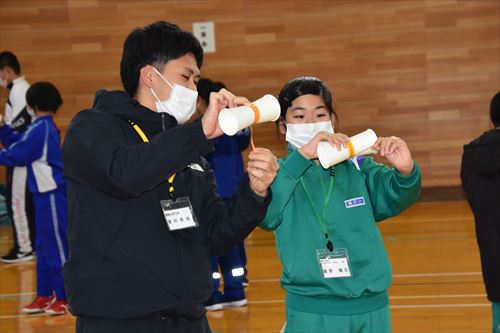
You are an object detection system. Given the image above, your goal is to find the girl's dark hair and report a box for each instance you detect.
[278,76,337,121]
[26,81,63,113]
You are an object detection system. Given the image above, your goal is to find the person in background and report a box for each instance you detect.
[196,78,251,311]
[461,91,500,333]
[0,81,68,315]
[261,76,421,333]
[0,51,35,263]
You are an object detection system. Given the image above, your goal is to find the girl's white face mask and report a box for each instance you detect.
[285,120,334,149]
[150,67,198,124]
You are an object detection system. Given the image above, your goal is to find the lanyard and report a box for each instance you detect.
[300,171,334,251]
[128,120,176,199]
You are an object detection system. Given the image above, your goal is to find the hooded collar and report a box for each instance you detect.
[92,89,178,135]
[464,128,500,149]
[463,128,500,176]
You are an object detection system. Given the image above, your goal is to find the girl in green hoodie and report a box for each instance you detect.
[260,77,421,333]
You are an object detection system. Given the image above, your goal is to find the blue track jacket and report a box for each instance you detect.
[0,115,65,193]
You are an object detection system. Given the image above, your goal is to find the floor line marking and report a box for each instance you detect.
[249,272,482,283]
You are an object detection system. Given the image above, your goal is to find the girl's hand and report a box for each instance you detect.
[299,132,349,160]
[372,136,414,176]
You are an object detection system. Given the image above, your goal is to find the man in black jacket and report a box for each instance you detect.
[62,21,279,333]
[461,92,500,333]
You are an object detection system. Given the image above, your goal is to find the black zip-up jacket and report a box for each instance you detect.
[461,128,500,302]
[62,90,271,319]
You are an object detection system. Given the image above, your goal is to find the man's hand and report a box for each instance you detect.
[372,136,414,176]
[298,132,349,160]
[0,113,4,127]
[247,148,279,197]
[201,88,250,139]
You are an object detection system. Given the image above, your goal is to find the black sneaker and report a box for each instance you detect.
[1,249,35,263]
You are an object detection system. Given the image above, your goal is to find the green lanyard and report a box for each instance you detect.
[300,173,335,251]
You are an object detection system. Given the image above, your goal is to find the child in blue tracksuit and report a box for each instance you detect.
[0,81,68,316]
[196,78,251,310]
[205,129,251,309]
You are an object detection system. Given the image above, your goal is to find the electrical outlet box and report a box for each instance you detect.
[192,21,216,53]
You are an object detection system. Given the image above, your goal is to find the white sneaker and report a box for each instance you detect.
[222,296,248,308]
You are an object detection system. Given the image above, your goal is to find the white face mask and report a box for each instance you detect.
[150,67,198,124]
[0,78,8,89]
[285,120,334,149]
[27,107,36,119]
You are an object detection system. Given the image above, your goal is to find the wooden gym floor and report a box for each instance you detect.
[0,200,491,332]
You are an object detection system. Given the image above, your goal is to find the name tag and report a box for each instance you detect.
[160,197,199,231]
[316,248,352,279]
[344,197,365,208]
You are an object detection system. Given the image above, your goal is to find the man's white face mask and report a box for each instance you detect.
[285,120,334,149]
[150,67,198,125]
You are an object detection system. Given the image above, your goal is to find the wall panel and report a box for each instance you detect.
[0,0,498,187]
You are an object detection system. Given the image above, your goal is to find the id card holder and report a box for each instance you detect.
[316,248,352,279]
[160,197,199,231]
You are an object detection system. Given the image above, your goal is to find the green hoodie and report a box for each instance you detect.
[261,149,421,315]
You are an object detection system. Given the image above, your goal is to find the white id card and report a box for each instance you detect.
[316,248,352,279]
[160,197,199,231]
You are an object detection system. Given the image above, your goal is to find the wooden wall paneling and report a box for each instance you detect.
[0,0,498,187]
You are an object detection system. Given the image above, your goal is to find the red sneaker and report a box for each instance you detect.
[22,295,55,314]
[45,299,68,315]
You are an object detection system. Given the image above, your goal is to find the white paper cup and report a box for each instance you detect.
[317,142,350,168]
[218,94,280,136]
[317,129,377,168]
[357,148,378,156]
[350,129,377,155]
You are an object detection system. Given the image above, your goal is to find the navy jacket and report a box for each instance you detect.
[62,90,271,319]
[461,128,500,302]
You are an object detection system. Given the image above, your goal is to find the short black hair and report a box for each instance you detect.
[197,78,226,103]
[26,82,63,113]
[0,51,21,74]
[490,92,500,127]
[278,76,336,120]
[120,21,204,97]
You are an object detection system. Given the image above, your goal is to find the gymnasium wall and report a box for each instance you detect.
[0,0,499,187]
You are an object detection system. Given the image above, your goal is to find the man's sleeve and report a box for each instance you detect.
[199,161,272,256]
[62,110,214,200]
